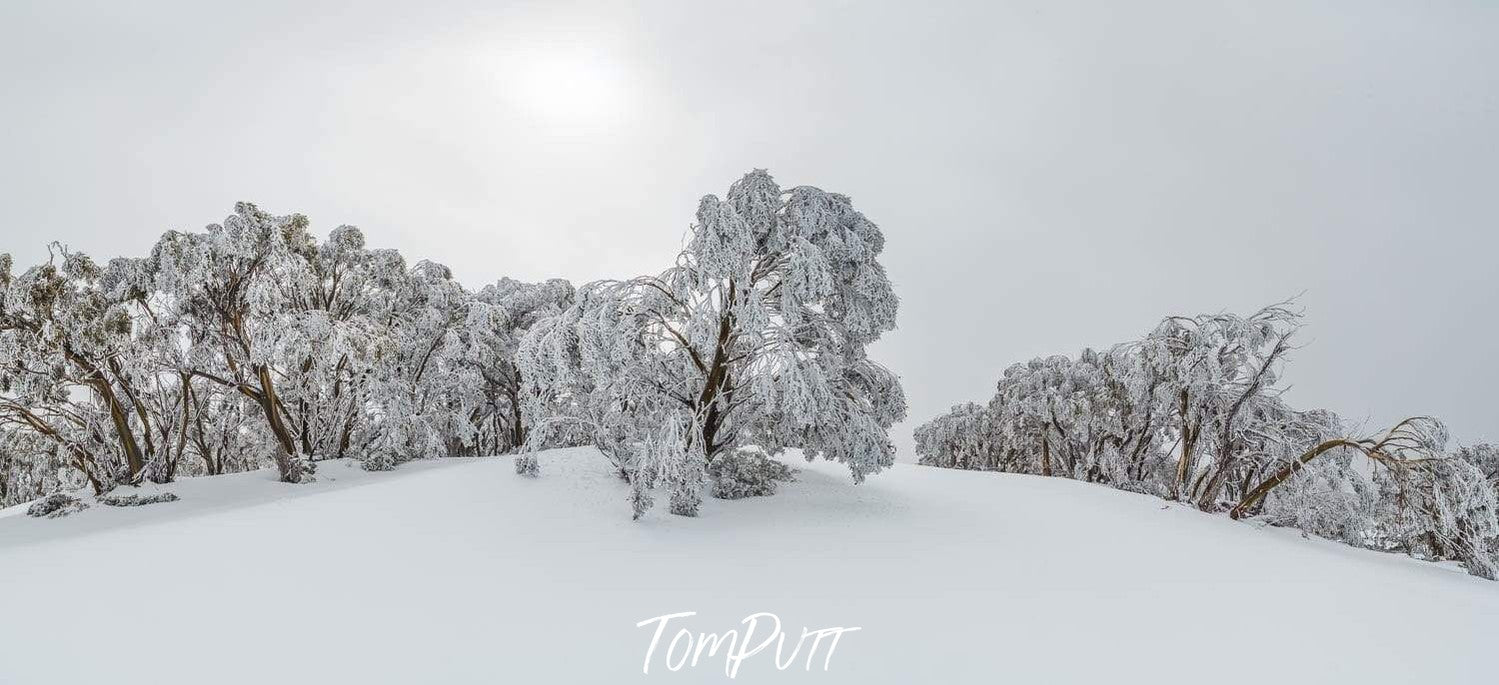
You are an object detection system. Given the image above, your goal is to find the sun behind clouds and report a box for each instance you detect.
[486,44,634,132]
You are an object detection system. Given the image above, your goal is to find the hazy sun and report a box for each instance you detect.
[494,49,631,129]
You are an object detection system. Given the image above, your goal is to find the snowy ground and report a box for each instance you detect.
[1,448,1495,683]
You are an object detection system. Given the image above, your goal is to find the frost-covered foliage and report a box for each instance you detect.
[362,259,470,471]
[2,203,580,500]
[920,303,1301,501]
[707,450,796,500]
[915,304,1499,579]
[149,205,327,483]
[99,492,180,507]
[1257,417,1377,546]
[0,179,889,518]
[1371,445,1499,581]
[914,402,1000,470]
[1458,443,1499,486]
[0,245,167,493]
[0,429,70,508]
[27,493,88,518]
[518,170,906,517]
[467,277,575,455]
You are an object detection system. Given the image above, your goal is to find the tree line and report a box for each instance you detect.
[1,204,573,503]
[914,303,1499,579]
[1,170,908,520]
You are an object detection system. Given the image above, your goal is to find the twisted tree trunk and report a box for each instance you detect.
[1230,439,1363,519]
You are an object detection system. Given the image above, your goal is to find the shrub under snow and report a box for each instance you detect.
[98,492,181,507]
[27,493,88,519]
[708,451,797,500]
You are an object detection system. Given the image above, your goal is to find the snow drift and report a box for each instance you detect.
[1,448,1494,684]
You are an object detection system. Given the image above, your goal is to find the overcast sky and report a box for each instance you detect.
[2,1,1495,455]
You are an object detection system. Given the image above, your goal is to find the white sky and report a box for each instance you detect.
[2,0,1495,455]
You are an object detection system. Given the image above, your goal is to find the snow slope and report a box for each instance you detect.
[1,448,1494,683]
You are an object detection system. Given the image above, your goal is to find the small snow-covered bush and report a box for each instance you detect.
[1115,479,1169,499]
[27,493,88,518]
[514,451,540,478]
[362,453,396,473]
[98,492,180,507]
[708,451,796,500]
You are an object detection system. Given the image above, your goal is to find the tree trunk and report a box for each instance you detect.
[67,349,146,482]
[1230,439,1362,519]
[1173,399,1199,500]
[506,370,526,452]
[695,296,737,461]
[1196,433,1236,511]
[102,385,147,481]
[253,365,308,483]
[1041,434,1053,477]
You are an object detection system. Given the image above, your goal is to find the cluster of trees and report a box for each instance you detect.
[915,304,1499,580]
[1,204,573,505]
[1,170,908,520]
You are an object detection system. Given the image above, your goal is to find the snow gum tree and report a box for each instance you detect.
[149,203,325,483]
[0,428,68,507]
[1135,303,1299,507]
[0,246,162,492]
[359,258,473,470]
[914,402,997,470]
[915,303,1499,580]
[1458,443,1499,487]
[469,277,574,455]
[519,170,906,517]
[3,202,594,495]
[270,224,402,463]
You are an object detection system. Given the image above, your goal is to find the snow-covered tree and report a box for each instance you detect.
[0,428,68,508]
[356,258,474,470]
[1249,408,1377,545]
[970,347,1163,486]
[985,354,1111,479]
[179,383,260,477]
[915,303,1499,580]
[1133,303,1300,506]
[264,224,398,464]
[1398,457,1499,579]
[149,204,328,483]
[151,208,523,475]
[914,402,997,470]
[468,277,574,455]
[1458,443,1499,486]
[0,247,163,491]
[519,170,906,517]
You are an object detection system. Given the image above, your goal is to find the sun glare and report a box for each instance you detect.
[494,49,631,130]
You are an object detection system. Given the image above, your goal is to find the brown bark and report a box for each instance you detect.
[506,369,527,452]
[253,364,306,482]
[65,347,146,481]
[186,379,220,476]
[1172,390,1200,500]
[693,284,738,461]
[168,372,192,481]
[1041,433,1053,477]
[1230,439,1363,519]
[1197,335,1292,510]
[4,402,107,494]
